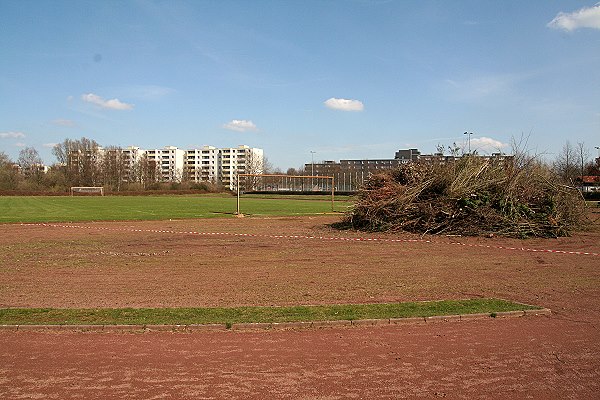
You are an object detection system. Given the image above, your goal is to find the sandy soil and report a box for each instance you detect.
[1,215,599,398]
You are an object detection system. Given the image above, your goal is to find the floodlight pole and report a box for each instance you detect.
[464,132,473,154]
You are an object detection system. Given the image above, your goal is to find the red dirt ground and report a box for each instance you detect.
[1,215,599,398]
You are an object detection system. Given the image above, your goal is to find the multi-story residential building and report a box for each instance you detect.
[185,145,264,189]
[218,145,264,190]
[145,146,186,182]
[121,146,144,180]
[66,144,263,188]
[185,146,219,183]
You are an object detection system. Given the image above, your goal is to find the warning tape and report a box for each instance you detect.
[20,223,600,257]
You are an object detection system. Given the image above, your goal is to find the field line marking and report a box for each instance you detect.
[20,223,600,257]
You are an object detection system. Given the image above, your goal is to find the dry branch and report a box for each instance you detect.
[341,156,587,238]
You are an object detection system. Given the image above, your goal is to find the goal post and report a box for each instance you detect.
[236,173,335,214]
[70,186,105,196]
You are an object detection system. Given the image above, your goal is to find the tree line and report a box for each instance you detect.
[1,137,208,193]
[0,137,598,194]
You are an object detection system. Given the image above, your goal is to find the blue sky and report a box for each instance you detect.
[1,0,599,169]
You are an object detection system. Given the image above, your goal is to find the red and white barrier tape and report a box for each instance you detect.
[21,223,600,257]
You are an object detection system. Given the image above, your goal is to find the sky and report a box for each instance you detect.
[1,0,599,170]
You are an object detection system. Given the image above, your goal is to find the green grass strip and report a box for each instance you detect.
[0,195,351,223]
[0,299,539,326]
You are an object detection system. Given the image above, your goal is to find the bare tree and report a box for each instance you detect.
[0,152,20,190]
[553,141,578,183]
[100,146,127,191]
[576,142,589,182]
[239,150,265,191]
[52,137,102,186]
[17,147,44,185]
[131,154,158,189]
[448,142,461,157]
[0,152,10,166]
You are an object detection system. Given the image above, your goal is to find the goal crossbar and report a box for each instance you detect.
[236,174,335,214]
[70,186,104,196]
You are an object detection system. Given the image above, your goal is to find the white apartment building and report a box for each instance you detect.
[145,146,186,182]
[218,145,264,190]
[121,146,144,180]
[70,144,263,188]
[186,145,219,183]
[141,145,263,188]
[185,145,263,190]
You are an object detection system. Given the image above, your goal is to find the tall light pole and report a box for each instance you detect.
[464,132,473,154]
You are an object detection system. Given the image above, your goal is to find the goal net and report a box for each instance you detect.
[70,186,105,196]
[236,174,335,214]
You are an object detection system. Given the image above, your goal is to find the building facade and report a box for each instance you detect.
[145,146,186,182]
[184,145,263,189]
[305,149,513,192]
[218,145,264,190]
[67,144,263,188]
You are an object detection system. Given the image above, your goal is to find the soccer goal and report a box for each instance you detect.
[70,186,105,196]
[235,173,335,214]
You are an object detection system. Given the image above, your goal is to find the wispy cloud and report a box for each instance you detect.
[81,93,134,110]
[222,119,258,132]
[0,131,26,139]
[443,74,516,100]
[43,143,58,148]
[52,119,76,127]
[547,3,600,31]
[324,98,365,112]
[117,85,175,101]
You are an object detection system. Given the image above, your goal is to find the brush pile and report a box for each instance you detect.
[342,155,586,238]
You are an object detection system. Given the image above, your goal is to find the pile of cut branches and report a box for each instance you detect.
[340,155,586,238]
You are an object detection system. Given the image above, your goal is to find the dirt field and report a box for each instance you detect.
[1,215,599,398]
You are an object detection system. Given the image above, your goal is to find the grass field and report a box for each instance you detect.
[0,299,538,326]
[0,194,352,223]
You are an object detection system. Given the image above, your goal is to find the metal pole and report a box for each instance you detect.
[464,132,473,154]
[236,173,240,215]
[331,177,335,211]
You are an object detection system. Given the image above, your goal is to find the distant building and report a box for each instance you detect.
[576,176,600,193]
[218,145,264,190]
[305,149,513,191]
[67,144,263,189]
[395,148,421,162]
[145,146,186,182]
[146,145,263,188]
[186,145,263,190]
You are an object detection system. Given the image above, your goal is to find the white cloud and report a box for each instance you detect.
[222,119,258,132]
[324,98,364,112]
[547,3,600,31]
[81,93,134,110]
[43,143,58,148]
[52,119,76,127]
[466,137,509,154]
[0,131,26,139]
[15,142,26,147]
